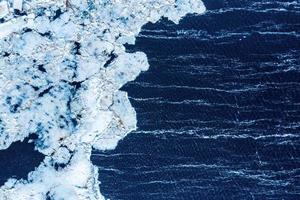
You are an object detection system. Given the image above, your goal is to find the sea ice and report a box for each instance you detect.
[0,1,9,18]
[0,0,205,199]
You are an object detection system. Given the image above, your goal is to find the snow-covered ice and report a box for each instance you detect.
[0,0,205,199]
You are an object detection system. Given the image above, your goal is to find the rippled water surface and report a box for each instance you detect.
[92,0,300,199]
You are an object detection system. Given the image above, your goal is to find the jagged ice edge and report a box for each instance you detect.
[0,0,205,199]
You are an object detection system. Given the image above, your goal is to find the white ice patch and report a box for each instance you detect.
[13,0,23,11]
[0,1,9,18]
[0,0,205,199]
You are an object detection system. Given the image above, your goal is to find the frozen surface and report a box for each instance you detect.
[0,0,205,199]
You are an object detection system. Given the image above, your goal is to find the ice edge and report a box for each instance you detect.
[0,0,205,199]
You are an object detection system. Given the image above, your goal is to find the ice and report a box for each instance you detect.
[13,0,23,11]
[0,1,9,18]
[0,18,26,39]
[0,0,206,199]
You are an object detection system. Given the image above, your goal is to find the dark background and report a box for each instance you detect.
[92,0,300,199]
[0,136,43,185]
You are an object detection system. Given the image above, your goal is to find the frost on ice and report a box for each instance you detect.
[0,0,205,199]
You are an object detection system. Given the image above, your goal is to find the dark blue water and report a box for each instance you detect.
[0,135,44,185]
[92,0,300,199]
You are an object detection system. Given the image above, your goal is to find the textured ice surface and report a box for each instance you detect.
[0,0,205,199]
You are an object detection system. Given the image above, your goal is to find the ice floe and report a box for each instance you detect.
[0,0,205,199]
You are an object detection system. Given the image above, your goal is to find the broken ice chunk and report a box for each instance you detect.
[0,18,26,39]
[0,1,9,18]
[13,0,23,11]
